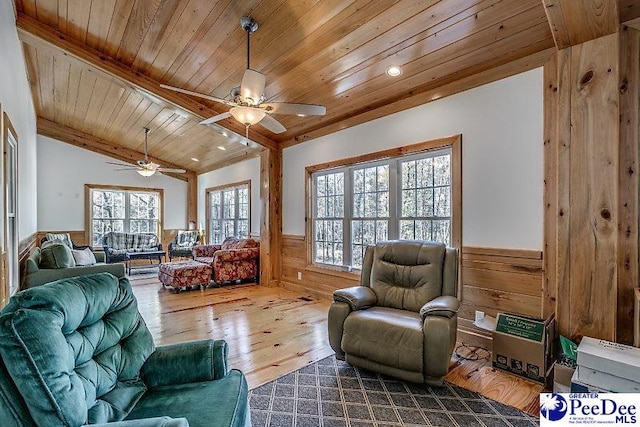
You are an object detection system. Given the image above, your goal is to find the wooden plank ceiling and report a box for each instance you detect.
[13,0,564,174]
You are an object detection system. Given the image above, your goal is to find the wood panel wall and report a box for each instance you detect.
[280,235,543,350]
[617,26,640,344]
[546,27,640,343]
[280,235,360,300]
[458,247,543,350]
[17,232,37,294]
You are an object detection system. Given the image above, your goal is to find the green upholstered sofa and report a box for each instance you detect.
[0,273,250,426]
[22,246,126,289]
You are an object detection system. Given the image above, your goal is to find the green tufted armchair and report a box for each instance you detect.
[0,273,251,426]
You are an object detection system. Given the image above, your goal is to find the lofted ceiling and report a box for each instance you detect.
[12,0,637,175]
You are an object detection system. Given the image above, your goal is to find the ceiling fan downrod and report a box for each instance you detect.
[143,127,150,161]
[240,16,259,70]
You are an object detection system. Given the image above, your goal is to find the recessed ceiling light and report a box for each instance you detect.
[221,131,228,137]
[385,65,403,77]
[217,146,226,151]
[191,157,199,162]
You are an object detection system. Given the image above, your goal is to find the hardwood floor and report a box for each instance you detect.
[130,276,542,417]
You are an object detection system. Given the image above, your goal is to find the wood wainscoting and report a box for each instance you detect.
[281,235,360,300]
[281,235,544,350]
[17,232,37,294]
[458,247,543,350]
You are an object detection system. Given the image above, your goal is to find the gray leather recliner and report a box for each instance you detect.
[328,240,460,385]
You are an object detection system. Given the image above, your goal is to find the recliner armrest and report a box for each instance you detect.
[333,286,377,311]
[420,296,460,320]
[141,339,228,388]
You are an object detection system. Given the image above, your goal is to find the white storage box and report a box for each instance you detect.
[570,370,608,393]
[575,366,640,393]
[577,337,640,384]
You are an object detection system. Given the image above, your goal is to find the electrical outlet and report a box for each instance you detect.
[475,310,485,323]
[297,272,302,280]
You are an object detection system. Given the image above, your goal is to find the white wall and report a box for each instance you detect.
[37,135,188,230]
[197,156,261,236]
[0,1,38,240]
[283,69,544,250]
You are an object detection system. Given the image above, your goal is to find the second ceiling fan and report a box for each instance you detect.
[161,16,326,136]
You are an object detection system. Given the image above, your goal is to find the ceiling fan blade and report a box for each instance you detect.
[157,167,187,174]
[240,69,265,105]
[200,112,232,125]
[258,114,286,134]
[106,161,136,168]
[160,84,236,107]
[261,102,326,116]
[114,168,141,171]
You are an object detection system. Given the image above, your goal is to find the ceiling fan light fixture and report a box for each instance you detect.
[296,113,306,117]
[230,106,265,126]
[137,169,155,177]
[385,65,403,77]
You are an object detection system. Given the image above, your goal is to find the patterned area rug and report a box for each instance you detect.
[249,356,538,427]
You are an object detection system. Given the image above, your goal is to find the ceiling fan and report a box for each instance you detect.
[160,16,326,136]
[107,127,187,177]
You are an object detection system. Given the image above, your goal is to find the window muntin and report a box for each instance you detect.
[311,148,452,270]
[399,153,451,243]
[313,172,344,266]
[90,189,160,246]
[351,164,389,269]
[207,182,250,244]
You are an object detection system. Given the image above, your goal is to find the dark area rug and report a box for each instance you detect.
[249,355,539,427]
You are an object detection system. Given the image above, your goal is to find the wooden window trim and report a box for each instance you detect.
[2,110,19,306]
[305,134,462,275]
[205,180,251,244]
[85,184,164,249]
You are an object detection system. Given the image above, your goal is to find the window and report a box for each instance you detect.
[88,185,162,247]
[309,136,461,270]
[206,181,250,244]
[3,112,19,301]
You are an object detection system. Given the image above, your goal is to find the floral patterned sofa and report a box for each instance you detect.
[192,237,259,284]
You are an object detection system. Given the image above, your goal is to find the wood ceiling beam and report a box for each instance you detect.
[37,118,194,182]
[542,0,619,50]
[16,13,278,151]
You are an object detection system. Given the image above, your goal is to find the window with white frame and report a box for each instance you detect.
[311,141,458,270]
[89,187,161,247]
[207,182,250,244]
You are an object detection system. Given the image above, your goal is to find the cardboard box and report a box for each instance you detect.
[492,313,555,384]
[577,337,640,384]
[553,363,576,393]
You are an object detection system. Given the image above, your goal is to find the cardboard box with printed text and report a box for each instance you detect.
[492,313,556,385]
